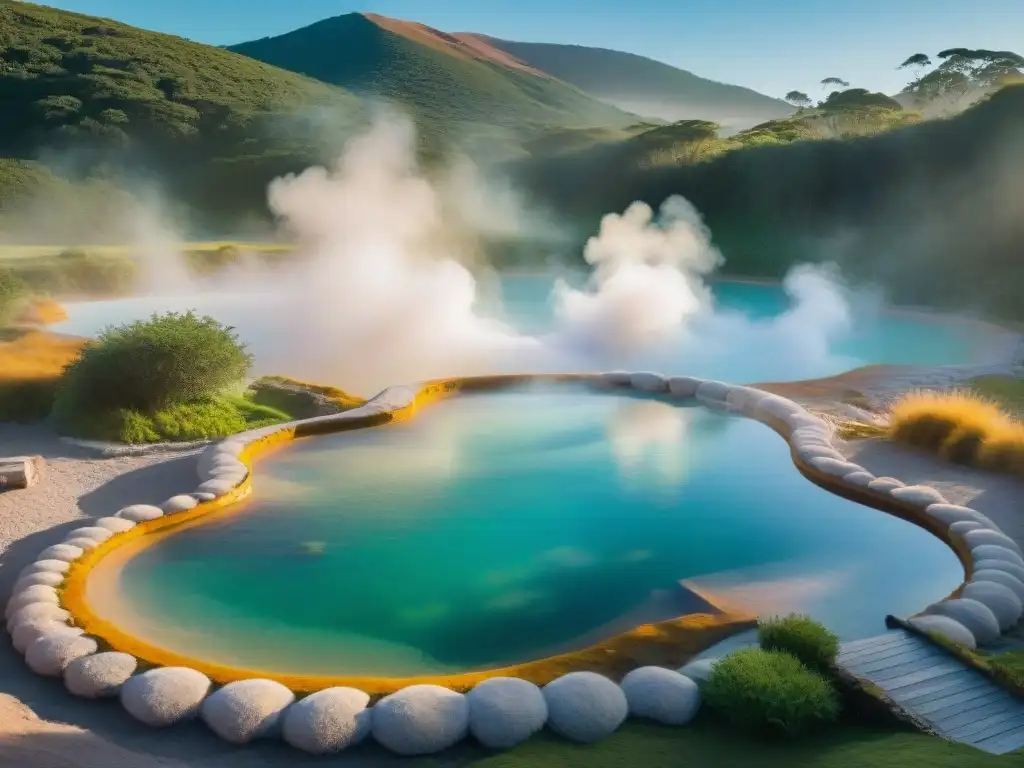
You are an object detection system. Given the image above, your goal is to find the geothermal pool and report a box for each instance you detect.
[53,277,1012,395]
[89,387,962,678]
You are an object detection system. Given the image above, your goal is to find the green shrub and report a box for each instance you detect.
[704,648,841,737]
[758,614,840,672]
[0,268,27,325]
[55,311,253,414]
[54,394,288,444]
[0,379,60,423]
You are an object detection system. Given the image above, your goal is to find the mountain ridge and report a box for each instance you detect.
[458,34,794,129]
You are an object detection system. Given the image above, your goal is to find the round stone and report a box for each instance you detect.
[115,505,164,523]
[12,620,82,654]
[65,526,114,544]
[924,599,1001,646]
[121,667,212,727]
[965,529,1023,557]
[808,457,865,477]
[26,633,97,676]
[282,687,372,754]
[630,372,668,393]
[466,677,547,749]
[65,652,138,699]
[93,517,136,534]
[18,559,71,579]
[599,371,631,386]
[841,471,876,487]
[36,544,84,563]
[677,657,719,684]
[695,380,731,404]
[949,521,985,537]
[6,585,59,619]
[972,569,1024,604]
[667,377,701,397]
[620,666,701,725]
[908,614,977,649]
[975,559,1024,584]
[63,537,100,551]
[927,504,1001,532]
[7,603,71,633]
[201,679,295,744]
[371,685,469,756]
[892,485,948,508]
[192,492,216,502]
[962,581,1023,631]
[868,477,905,493]
[12,571,65,593]
[160,495,199,514]
[543,672,628,744]
[195,479,238,497]
[971,545,1024,568]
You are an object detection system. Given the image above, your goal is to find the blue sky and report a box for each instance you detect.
[37,0,1024,98]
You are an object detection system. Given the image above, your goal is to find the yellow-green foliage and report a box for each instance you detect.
[886,389,1024,474]
[758,614,840,673]
[57,394,290,444]
[704,648,841,737]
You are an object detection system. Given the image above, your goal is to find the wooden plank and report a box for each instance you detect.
[950,707,1024,740]
[883,663,970,692]
[870,658,964,685]
[839,638,928,666]
[892,671,990,706]
[932,698,1020,731]
[898,676,992,709]
[973,726,1024,755]
[916,688,1009,718]
[952,710,1024,742]
[838,632,911,655]
[846,646,948,675]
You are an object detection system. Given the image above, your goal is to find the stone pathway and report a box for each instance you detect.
[838,630,1024,755]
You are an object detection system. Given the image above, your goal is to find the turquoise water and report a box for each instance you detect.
[108,388,962,677]
[54,276,1010,389]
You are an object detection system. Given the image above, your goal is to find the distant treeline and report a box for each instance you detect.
[517,85,1024,322]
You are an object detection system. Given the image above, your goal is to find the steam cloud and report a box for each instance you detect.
[55,112,858,394]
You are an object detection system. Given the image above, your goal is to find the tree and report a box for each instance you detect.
[785,90,812,109]
[821,77,850,91]
[900,49,1024,115]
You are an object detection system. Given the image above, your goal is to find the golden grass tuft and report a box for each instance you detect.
[13,297,68,326]
[886,388,1024,475]
[0,330,85,383]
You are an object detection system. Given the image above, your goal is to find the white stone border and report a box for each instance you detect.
[5,372,1016,754]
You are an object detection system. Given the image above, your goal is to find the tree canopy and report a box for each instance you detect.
[900,48,1023,114]
[785,90,812,108]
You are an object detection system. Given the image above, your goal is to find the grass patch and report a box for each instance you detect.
[885,389,1024,475]
[468,718,1012,767]
[758,614,839,673]
[253,375,366,411]
[54,393,290,444]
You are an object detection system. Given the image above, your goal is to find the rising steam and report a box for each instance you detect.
[54,112,858,395]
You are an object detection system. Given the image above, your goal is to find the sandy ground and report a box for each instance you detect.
[1,371,1023,766]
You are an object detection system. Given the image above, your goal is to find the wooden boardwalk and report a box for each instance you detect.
[838,630,1024,755]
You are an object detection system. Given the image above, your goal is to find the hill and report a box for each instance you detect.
[228,13,639,149]
[516,85,1024,321]
[457,35,794,131]
[0,0,368,230]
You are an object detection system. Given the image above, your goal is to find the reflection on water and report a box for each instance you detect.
[101,388,964,677]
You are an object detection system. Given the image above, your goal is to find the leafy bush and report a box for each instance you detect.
[55,394,288,444]
[758,614,840,672]
[704,648,841,737]
[0,379,60,423]
[0,268,27,325]
[55,311,253,414]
